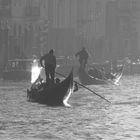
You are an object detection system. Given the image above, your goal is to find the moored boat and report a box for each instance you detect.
[27,69,74,106]
[2,59,32,81]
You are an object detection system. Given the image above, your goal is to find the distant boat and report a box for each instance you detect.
[2,59,32,81]
[87,65,124,85]
[78,68,107,85]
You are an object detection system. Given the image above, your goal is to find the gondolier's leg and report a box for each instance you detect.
[80,60,86,70]
[50,66,55,84]
[45,66,49,83]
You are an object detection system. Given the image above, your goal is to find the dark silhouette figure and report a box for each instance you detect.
[40,49,56,85]
[74,82,78,92]
[75,47,89,69]
[55,78,61,85]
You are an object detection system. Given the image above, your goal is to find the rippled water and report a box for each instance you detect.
[0,75,140,140]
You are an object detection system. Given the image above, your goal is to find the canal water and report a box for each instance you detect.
[0,75,140,140]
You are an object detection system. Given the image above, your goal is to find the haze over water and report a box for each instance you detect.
[0,75,140,140]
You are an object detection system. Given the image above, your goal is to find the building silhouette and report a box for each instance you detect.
[0,0,140,73]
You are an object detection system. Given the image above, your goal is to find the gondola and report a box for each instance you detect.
[106,65,124,84]
[27,70,74,107]
[78,67,108,85]
[87,65,124,84]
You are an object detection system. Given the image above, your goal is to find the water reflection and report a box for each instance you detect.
[0,75,140,140]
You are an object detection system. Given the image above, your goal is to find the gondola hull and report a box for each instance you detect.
[27,70,73,106]
[87,65,124,84]
[78,68,107,85]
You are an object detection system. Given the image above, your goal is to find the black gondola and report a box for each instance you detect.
[78,68,107,85]
[27,69,74,107]
[87,65,124,84]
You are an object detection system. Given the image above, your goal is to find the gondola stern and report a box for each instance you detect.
[63,68,74,107]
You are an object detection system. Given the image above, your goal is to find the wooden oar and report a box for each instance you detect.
[55,71,111,104]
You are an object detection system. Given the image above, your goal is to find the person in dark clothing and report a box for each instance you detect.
[40,49,56,85]
[74,82,78,92]
[55,78,61,84]
[75,47,89,69]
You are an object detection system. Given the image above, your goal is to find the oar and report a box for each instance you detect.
[55,71,111,104]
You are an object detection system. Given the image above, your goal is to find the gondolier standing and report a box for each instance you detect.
[75,47,89,69]
[40,49,56,86]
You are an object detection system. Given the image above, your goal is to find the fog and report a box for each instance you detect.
[1,1,140,139]
[0,0,140,72]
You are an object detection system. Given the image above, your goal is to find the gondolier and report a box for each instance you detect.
[75,47,89,69]
[40,49,56,86]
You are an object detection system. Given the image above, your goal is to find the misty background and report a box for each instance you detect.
[0,0,140,73]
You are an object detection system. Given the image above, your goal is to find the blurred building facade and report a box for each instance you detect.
[0,0,140,72]
[47,0,107,61]
[47,0,140,62]
[0,0,12,71]
[105,0,140,62]
[0,0,49,71]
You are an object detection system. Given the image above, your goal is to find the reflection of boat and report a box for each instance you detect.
[2,59,32,80]
[78,68,107,85]
[27,69,74,106]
